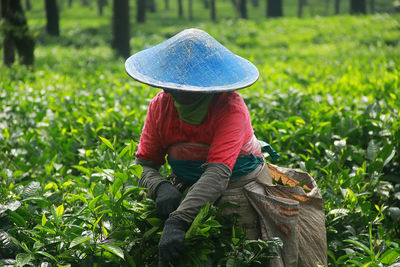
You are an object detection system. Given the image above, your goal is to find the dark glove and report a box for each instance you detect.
[158,217,190,265]
[155,183,182,219]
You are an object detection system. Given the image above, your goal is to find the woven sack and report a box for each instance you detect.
[244,163,327,267]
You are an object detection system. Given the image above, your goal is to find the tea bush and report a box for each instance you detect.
[0,3,399,266]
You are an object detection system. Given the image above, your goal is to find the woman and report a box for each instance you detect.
[125,28,326,266]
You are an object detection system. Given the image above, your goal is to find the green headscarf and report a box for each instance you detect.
[172,94,214,125]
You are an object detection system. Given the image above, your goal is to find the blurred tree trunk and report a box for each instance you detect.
[1,0,34,66]
[25,0,31,10]
[165,0,169,10]
[68,0,73,7]
[369,0,374,13]
[335,0,340,14]
[45,0,60,36]
[112,0,130,58]
[203,0,209,8]
[178,0,183,18]
[324,0,330,15]
[298,0,305,17]
[1,0,15,66]
[147,0,156,12]
[350,0,366,13]
[266,0,283,17]
[210,0,216,21]
[239,0,247,18]
[251,0,259,7]
[188,0,193,20]
[137,0,146,22]
[231,0,240,17]
[97,0,107,15]
[81,0,88,6]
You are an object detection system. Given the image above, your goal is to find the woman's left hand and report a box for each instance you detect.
[158,217,190,264]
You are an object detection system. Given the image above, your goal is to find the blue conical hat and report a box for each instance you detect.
[125,28,259,92]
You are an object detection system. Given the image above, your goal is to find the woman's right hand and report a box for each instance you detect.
[155,183,182,219]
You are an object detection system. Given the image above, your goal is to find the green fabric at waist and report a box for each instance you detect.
[167,154,264,183]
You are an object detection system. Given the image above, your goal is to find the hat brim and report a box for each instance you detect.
[125,28,259,93]
[125,55,259,93]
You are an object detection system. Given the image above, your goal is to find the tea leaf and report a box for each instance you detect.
[16,253,31,267]
[69,236,92,248]
[99,136,115,151]
[42,213,46,226]
[379,248,400,265]
[56,205,64,217]
[98,244,124,259]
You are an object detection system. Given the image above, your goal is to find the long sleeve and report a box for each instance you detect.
[136,158,169,199]
[169,162,232,223]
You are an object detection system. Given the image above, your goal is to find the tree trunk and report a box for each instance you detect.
[178,0,183,18]
[266,0,283,17]
[334,0,340,14]
[3,36,15,66]
[165,0,169,10]
[239,0,247,18]
[324,0,330,15]
[231,0,240,17]
[203,0,209,8]
[147,0,156,12]
[25,0,31,10]
[2,0,34,66]
[1,0,15,66]
[112,0,130,58]
[81,0,88,6]
[350,0,366,14]
[369,0,374,13]
[251,0,259,7]
[210,0,216,21]
[45,0,60,36]
[136,0,146,23]
[97,0,107,15]
[298,0,304,17]
[188,0,193,20]
[68,0,73,7]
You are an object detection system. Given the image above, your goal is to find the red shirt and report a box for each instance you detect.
[136,91,259,169]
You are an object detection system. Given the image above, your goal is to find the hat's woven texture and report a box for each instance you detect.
[125,28,259,92]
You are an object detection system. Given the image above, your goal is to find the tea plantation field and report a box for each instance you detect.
[0,3,399,266]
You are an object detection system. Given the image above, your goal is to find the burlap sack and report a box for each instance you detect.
[244,163,327,267]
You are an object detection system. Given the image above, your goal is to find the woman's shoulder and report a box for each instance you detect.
[149,91,173,111]
[214,91,247,113]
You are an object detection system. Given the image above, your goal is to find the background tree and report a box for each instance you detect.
[335,0,340,14]
[25,0,31,10]
[298,0,305,17]
[1,0,35,66]
[251,0,259,7]
[239,0,247,19]
[147,0,156,12]
[164,0,169,10]
[178,0,183,18]
[81,0,89,6]
[137,0,146,23]
[231,0,241,17]
[210,0,216,21]
[68,0,73,7]
[97,0,108,15]
[188,0,193,20]
[266,0,283,17]
[369,0,375,13]
[45,0,60,36]
[350,0,367,13]
[112,0,130,58]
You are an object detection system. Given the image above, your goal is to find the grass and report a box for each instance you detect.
[1,0,400,266]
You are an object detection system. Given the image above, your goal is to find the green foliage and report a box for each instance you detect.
[1,2,400,266]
